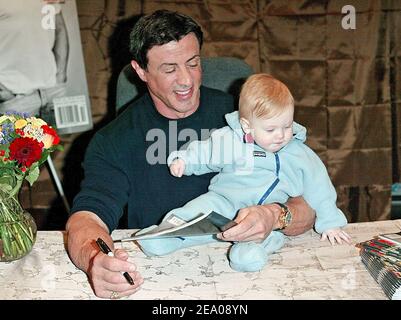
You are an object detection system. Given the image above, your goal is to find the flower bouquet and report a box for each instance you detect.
[0,111,62,261]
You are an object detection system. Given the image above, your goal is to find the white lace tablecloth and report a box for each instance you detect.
[1,219,400,300]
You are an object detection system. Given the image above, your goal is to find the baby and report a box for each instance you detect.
[138,73,351,272]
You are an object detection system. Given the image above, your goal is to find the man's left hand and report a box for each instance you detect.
[216,204,280,242]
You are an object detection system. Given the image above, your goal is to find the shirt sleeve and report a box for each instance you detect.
[167,126,234,176]
[70,133,130,233]
[298,144,348,233]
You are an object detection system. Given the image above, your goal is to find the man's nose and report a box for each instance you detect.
[176,67,192,86]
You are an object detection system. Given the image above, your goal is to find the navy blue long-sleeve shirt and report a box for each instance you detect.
[71,86,234,231]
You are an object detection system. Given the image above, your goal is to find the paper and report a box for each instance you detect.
[114,211,237,242]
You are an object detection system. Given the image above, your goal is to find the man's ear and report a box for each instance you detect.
[240,117,251,134]
[131,60,147,82]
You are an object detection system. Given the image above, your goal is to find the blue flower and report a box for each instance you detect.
[0,123,14,144]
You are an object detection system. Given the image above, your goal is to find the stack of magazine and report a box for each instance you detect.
[357,232,401,300]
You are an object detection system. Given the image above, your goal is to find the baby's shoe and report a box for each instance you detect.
[138,237,184,256]
[138,233,216,257]
[134,224,182,256]
[228,231,286,272]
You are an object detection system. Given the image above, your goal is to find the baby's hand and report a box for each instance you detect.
[169,158,186,177]
[321,228,352,246]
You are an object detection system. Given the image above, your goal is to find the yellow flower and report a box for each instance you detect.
[14,119,27,129]
[26,117,47,127]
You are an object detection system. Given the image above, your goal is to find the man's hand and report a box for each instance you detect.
[216,204,280,242]
[0,82,15,102]
[216,197,316,242]
[321,228,352,246]
[89,248,144,299]
[56,71,67,84]
[66,211,144,299]
[169,158,186,177]
[282,196,315,236]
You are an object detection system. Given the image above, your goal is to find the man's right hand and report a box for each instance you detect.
[89,247,143,299]
[66,211,144,299]
[169,158,186,177]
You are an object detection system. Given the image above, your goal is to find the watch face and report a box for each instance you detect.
[273,202,292,230]
[284,210,292,226]
[280,204,291,229]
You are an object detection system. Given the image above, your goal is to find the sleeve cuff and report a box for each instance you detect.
[167,150,187,166]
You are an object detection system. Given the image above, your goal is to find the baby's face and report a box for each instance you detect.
[248,107,294,153]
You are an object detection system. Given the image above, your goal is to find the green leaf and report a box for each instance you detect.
[15,173,24,181]
[54,144,64,152]
[0,183,12,193]
[0,171,16,187]
[25,166,40,186]
[37,150,50,166]
[0,161,16,170]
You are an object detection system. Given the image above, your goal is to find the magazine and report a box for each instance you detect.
[114,211,237,242]
[357,237,401,300]
[378,231,401,246]
[357,237,401,267]
[360,250,401,300]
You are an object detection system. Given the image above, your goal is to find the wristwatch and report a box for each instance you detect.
[273,202,292,231]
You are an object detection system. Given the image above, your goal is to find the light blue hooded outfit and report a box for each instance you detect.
[138,111,347,272]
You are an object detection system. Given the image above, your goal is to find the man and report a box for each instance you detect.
[66,10,315,299]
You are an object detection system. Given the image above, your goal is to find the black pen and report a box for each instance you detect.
[96,237,135,285]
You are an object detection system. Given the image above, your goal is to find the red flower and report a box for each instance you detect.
[41,125,60,148]
[8,137,42,167]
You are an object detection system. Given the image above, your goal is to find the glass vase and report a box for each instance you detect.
[0,188,37,262]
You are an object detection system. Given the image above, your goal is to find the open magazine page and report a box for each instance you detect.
[133,212,211,240]
[115,211,237,242]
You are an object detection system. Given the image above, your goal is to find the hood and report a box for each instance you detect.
[292,121,307,142]
[224,110,307,142]
[225,111,244,139]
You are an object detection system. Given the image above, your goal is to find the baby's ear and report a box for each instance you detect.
[240,117,251,134]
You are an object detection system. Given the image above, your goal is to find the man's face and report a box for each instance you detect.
[132,33,202,119]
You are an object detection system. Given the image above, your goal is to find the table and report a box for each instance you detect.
[1,219,400,300]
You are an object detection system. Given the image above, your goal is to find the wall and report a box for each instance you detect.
[24,0,401,228]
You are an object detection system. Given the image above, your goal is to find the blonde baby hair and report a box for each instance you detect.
[239,73,294,120]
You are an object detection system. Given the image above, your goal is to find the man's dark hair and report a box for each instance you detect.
[129,10,203,69]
